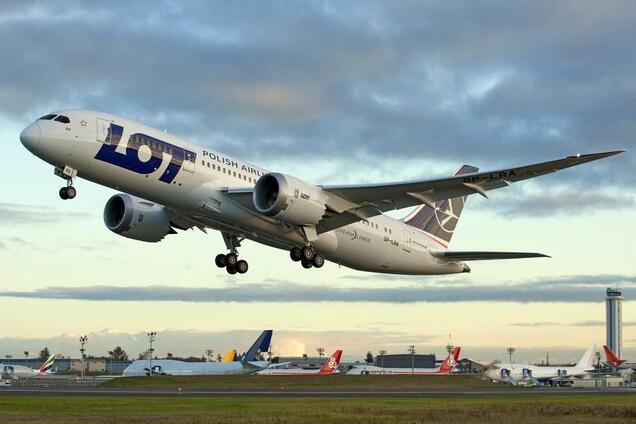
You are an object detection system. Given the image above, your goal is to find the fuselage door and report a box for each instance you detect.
[182,149,196,173]
[96,118,110,143]
[403,230,411,253]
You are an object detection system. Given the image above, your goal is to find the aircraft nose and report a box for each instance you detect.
[20,122,41,151]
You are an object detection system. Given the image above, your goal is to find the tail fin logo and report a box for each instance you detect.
[319,350,343,374]
[403,165,478,244]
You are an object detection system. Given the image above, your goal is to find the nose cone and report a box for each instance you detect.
[20,122,41,152]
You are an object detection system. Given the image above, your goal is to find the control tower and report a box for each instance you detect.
[606,287,622,357]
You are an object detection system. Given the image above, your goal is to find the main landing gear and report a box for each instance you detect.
[290,245,324,269]
[215,252,249,274]
[55,166,78,200]
[216,232,248,274]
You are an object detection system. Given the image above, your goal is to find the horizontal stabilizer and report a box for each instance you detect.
[431,251,550,261]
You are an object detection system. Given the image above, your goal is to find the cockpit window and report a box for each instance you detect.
[39,114,57,120]
[54,115,70,124]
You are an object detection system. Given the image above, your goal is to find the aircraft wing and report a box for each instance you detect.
[321,150,624,209]
[222,150,624,234]
[431,251,550,261]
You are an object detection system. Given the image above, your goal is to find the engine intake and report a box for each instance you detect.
[104,194,171,242]
[253,173,326,226]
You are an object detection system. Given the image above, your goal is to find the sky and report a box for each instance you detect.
[0,0,635,365]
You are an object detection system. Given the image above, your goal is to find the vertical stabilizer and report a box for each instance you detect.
[318,350,343,374]
[438,347,461,373]
[38,354,56,374]
[242,330,273,362]
[403,165,478,246]
[222,349,238,363]
[603,345,626,366]
[576,345,596,369]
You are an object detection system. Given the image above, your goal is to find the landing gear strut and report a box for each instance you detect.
[290,245,324,270]
[215,233,249,274]
[55,166,78,200]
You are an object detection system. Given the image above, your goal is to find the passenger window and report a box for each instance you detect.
[207,162,210,168]
[39,114,57,120]
[223,168,226,174]
[201,160,205,166]
[212,164,216,170]
[233,171,236,177]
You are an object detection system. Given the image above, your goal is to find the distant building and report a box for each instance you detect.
[455,358,484,374]
[374,354,435,368]
[606,287,622,357]
[276,355,325,370]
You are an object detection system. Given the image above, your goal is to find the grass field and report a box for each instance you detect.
[1,394,635,423]
[102,374,504,391]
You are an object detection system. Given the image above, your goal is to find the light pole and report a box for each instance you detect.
[79,335,88,378]
[408,345,416,375]
[379,350,387,368]
[507,347,515,365]
[316,347,325,358]
[147,332,156,376]
[24,351,29,369]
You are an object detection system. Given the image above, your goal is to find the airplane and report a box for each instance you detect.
[19,110,625,275]
[484,345,596,386]
[1,354,56,380]
[346,346,460,375]
[122,330,272,376]
[603,345,627,367]
[256,350,343,375]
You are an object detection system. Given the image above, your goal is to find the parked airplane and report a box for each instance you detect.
[347,346,461,375]
[1,354,56,379]
[19,110,625,275]
[122,330,272,376]
[257,350,343,375]
[485,345,596,386]
[603,345,627,367]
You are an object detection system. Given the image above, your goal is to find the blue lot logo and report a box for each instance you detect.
[94,124,196,184]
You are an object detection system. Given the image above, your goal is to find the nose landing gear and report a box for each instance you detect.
[55,166,78,200]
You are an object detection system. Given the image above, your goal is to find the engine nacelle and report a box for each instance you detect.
[253,173,327,225]
[103,194,171,242]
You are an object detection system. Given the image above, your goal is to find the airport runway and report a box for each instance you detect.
[1,387,635,397]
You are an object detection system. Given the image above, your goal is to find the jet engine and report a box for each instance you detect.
[103,194,173,242]
[253,173,327,225]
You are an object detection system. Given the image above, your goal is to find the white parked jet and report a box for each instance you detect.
[20,110,624,275]
[1,354,56,380]
[122,330,272,376]
[485,345,596,386]
[347,346,461,375]
[256,350,343,375]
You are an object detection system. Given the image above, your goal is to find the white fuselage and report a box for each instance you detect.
[122,359,269,376]
[346,365,448,375]
[485,363,590,383]
[1,364,45,379]
[256,368,335,376]
[20,110,466,275]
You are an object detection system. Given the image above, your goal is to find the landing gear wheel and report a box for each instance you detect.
[312,254,325,268]
[301,246,314,261]
[236,260,249,274]
[59,187,68,200]
[215,254,227,268]
[290,247,302,262]
[226,265,237,275]
[301,259,313,269]
[225,253,238,267]
[66,186,77,199]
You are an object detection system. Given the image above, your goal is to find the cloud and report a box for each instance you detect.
[0,202,90,225]
[1,274,634,304]
[0,1,633,189]
[510,320,636,327]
